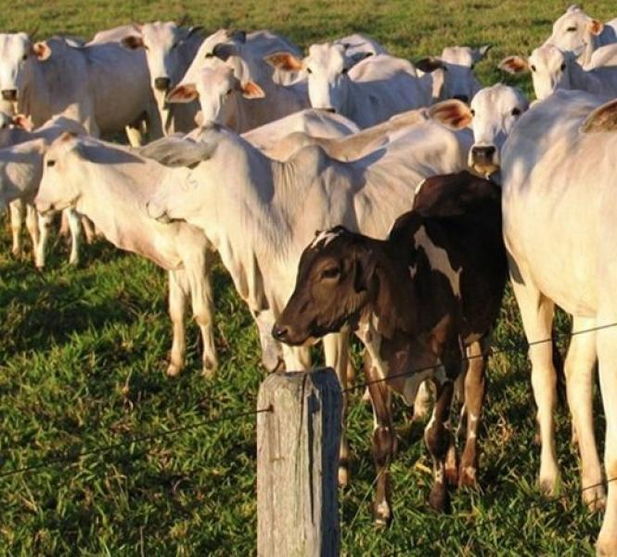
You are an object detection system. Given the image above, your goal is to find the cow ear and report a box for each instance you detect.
[185,25,204,39]
[348,51,373,65]
[32,41,51,61]
[428,99,473,129]
[567,4,581,13]
[499,55,529,74]
[212,43,236,61]
[166,83,199,103]
[475,44,492,61]
[415,56,444,73]
[12,114,34,131]
[580,98,617,133]
[588,19,604,36]
[229,30,247,43]
[239,80,265,99]
[264,51,303,72]
[120,35,144,50]
[352,246,376,294]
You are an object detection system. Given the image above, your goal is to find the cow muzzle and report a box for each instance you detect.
[154,77,171,92]
[1,89,17,102]
[469,145,500,176]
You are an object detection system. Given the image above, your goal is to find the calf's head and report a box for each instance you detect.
[272,226,377,345]
[500,44,576,100]
[429,83,528,176]
[266,42,356,114]
[167,60,264,126]
[121,21,203,99]
[0,33,50,103]
[545,5,604,64]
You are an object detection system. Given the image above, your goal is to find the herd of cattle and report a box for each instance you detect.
[1,3,617,553]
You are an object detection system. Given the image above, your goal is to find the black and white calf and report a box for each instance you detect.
[273,170,507,523]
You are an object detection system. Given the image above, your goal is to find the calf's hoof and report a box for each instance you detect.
[428,484,450,513]
[458,465,478,489]
[202,358,217,379]
[338,464,349,487]
[166,362,183,377]
[372,500,391,527]
[582,485,606,512]
[538,470,562,498]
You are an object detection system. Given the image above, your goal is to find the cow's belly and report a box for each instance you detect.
[504,183,599,317]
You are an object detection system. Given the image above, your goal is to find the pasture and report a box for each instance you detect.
[0,0,614,554]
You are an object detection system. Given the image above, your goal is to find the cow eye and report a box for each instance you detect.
[46,160,56,167]
[470,63,475,70]
[205,52,214,58]
[341,67,349,74]
[566,26,577,32]
[470,108,476,116]
[560,63,566,70]
[530,64,536,72]
[21,53,27,61]
[226,88,233,95]
[511,107,521,116]
[321,266,340,280]
[306,67,312,74]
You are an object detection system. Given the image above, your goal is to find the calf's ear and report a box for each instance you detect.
[428,99,472,129]
[498,56,529,74]
[239,81,265,99]
[32,41,51,61]
[580,98,617,133]
[588,19,604,36]
[474,44,492,62]
[264,52,303,72]
[12,114,33,131]
[120,35,144,50]
[166,83,199,103]
[415,56,444,73]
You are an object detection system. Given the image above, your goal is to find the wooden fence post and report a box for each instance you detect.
[257,368,342,557]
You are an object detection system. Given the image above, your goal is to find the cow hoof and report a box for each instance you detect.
[372,501,391,527]
[582,486,606,512]
[428,484,450,513]
[596,530,617,557]
[202,358,217,379]
[338,465,349,487]
[458,465,478,489]
[11,247,21,258]
[538,472,562,497]
[166,363,182,377]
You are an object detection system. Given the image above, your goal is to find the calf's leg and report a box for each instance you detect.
[25,204,40,252]
[367,366,395,526]
[35,211,54,269]
[425,377,455,512]
[66,209,82,266]
[167,270,188,376]
[9,199,25,257]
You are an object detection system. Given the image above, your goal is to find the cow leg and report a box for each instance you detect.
[367,365,395,526]
[564,316,605,510]
[282,344,311,371]
[25,204,40,252]
[66,209,82,266]
[35,211,54,269]
[9,199,25,257]
[459,339,487,488]
[186,250,217,378]
[510,277,561,495]
[596,321,617,556]
[324,332,351,486]
[80,216,96,245]
[125,124,144,148]
[412,380,433,421]
[253,310,285,372]
[425,377,455,512]
[167,270,188,377]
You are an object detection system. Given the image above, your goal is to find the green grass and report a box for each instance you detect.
[0,0,614,554]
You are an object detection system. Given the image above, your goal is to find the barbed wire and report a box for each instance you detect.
[341,320,617,394]
[0,406,271,479]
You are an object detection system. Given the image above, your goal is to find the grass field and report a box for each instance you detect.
[0,0,615,554]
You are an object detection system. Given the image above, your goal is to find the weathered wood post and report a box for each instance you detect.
[257,368,342,557]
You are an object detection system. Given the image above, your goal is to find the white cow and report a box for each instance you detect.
[118,22,204,134]
[501,89,617,555]
[428,83,529,176]
[500,44,617,100]
[416,45,491,103]
[266,43,430,128]
[0,33,161,144]
[140,120,471,490]
[34,133,218,378]
[0,116,88,267]
[167,56,308,133]
[241,108,360,159]
[587,43,617,69]
[545,5,617,66]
